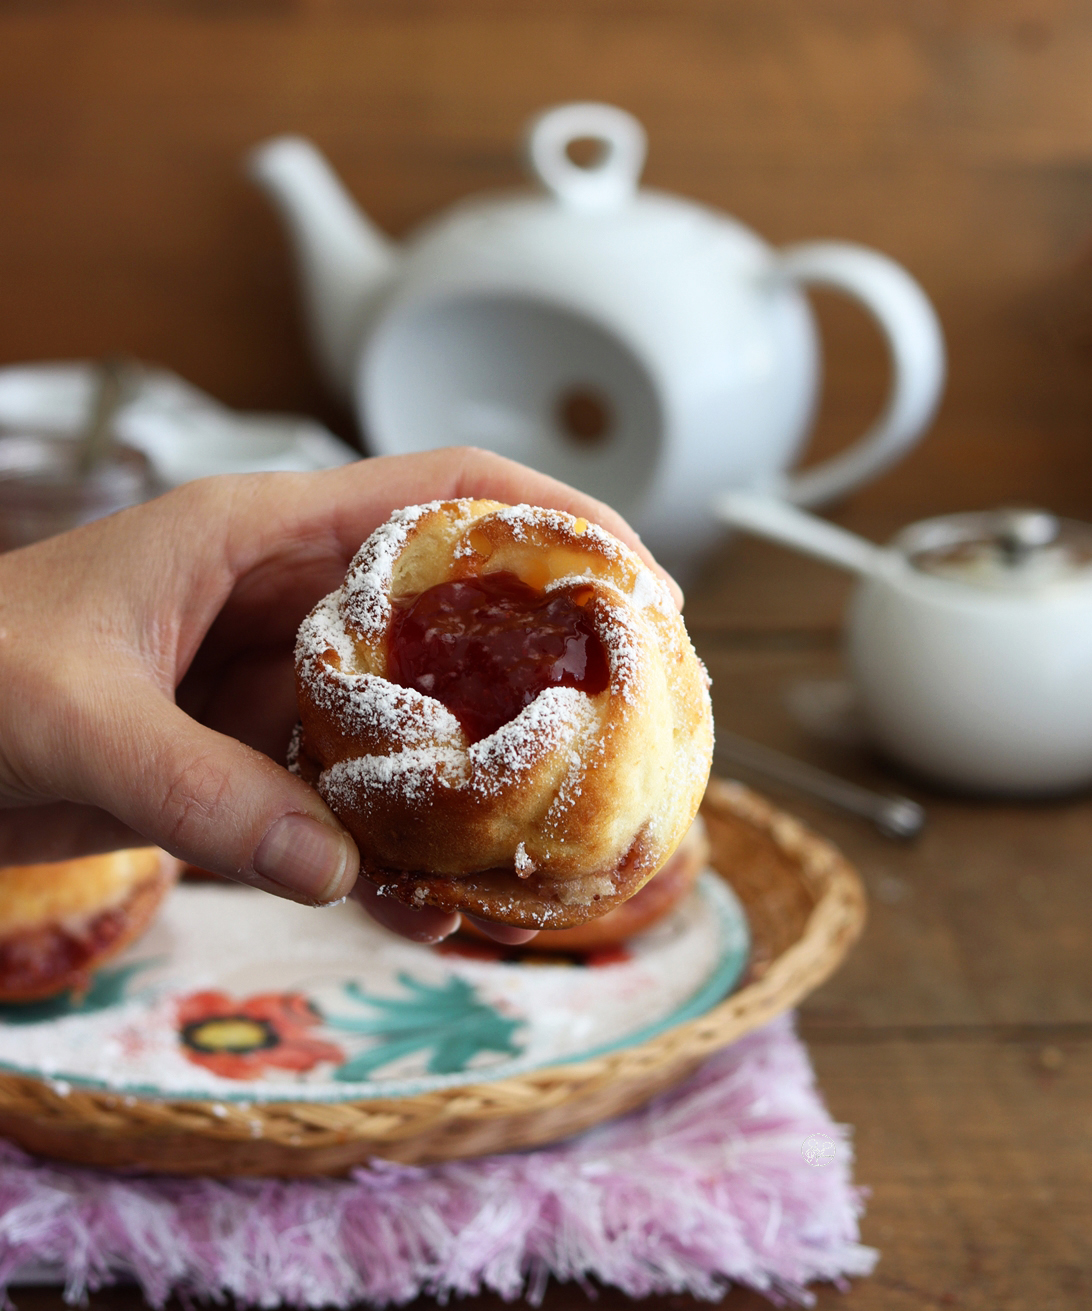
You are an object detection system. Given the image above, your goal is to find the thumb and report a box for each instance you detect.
[96,692,359,906]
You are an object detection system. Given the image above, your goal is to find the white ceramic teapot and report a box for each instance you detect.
[249,102,946,574]
[718,491,1092,796]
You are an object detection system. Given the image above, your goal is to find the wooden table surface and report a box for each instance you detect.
[4,3,1092,1307]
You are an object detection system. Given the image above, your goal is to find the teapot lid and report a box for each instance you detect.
[895,509,1092,591]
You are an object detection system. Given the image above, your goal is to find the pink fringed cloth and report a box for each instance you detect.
[0,1014,876,1308]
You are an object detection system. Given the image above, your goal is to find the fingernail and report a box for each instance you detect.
[464,914,539,946]
[254,814,355,904]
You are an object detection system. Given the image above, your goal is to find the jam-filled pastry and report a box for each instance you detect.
[0,849,178,1002]
[293,499,714,929]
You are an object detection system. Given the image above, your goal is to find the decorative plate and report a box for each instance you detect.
[0,874,748,1104]
[0,781,865,1175]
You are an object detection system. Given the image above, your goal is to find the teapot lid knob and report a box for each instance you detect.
[525,102,646,211]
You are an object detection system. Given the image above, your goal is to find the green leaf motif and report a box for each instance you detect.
[323,973,524,1081]
[0,960,154,1026]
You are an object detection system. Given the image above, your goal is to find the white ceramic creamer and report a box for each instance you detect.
[250,102,946,575]
[718,491,1092,796]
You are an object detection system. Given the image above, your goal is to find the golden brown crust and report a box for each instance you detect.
[460,817,709,949]
[294,499,714,928]
[366,824,657,930]
[0,850,179,1002]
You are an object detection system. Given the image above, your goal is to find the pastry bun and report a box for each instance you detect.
[0,848,179,1002]
[294,499,713,929]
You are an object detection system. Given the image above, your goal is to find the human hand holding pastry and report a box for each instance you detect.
[0,448,684,943]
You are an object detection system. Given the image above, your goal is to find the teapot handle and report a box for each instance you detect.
[774,242,946,506]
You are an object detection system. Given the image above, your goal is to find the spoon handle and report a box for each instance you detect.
[76,356,131,477]
[715,490,888,578]
[713,730,925,841]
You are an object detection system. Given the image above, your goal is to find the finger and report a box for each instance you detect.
[352,878,461,943]
[352,448,684,610]
[81,689,359,907]
[463,914,539,946]
[198,451,684,640]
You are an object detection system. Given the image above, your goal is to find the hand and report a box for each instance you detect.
[0,447,679,943]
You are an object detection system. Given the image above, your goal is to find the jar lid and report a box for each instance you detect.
[894,510,1092,591]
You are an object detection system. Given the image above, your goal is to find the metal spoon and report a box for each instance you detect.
[996,508,1058,567]
[714,729,925,841]
[75,355,132,477]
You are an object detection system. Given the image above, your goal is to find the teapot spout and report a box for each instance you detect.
[248,136,397,399]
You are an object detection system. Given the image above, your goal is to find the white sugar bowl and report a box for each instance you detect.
[718,492,1092,796]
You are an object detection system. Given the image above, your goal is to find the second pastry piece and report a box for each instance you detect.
[294,499,713,928]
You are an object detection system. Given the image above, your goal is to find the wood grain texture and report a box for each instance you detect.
[697,622,1092,1031]
[2,2,1092,523]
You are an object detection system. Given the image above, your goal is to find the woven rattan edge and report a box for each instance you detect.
[0,778,866,1169]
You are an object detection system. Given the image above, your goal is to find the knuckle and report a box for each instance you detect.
[0,656,95,801]
[455,446,505,475]
[159,751,233,847]
[166,473,256,527]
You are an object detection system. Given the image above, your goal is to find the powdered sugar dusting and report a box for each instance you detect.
[296,592,355,672]
[297,588,465,755]
[286,723,302,774]
[306,682,600,816]
[469,687,598,796]
[321,746,468,810]
[629,564,676,616]
[312,671,463,750]
[514,842,534,877]
[338,501,474,643]
[339,501,436,641]
[595,597,644,707]
[492,503,624,559]
[544,741,592,831]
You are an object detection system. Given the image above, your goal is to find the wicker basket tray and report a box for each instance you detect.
[0,779,865,1176]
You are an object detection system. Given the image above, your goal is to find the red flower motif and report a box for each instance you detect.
[176,989,343,1080]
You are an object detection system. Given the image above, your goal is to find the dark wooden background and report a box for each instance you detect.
[4,1,1092,532]
[3,4,1092,1309]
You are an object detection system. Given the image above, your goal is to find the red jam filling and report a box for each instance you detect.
[388,571,609,742]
